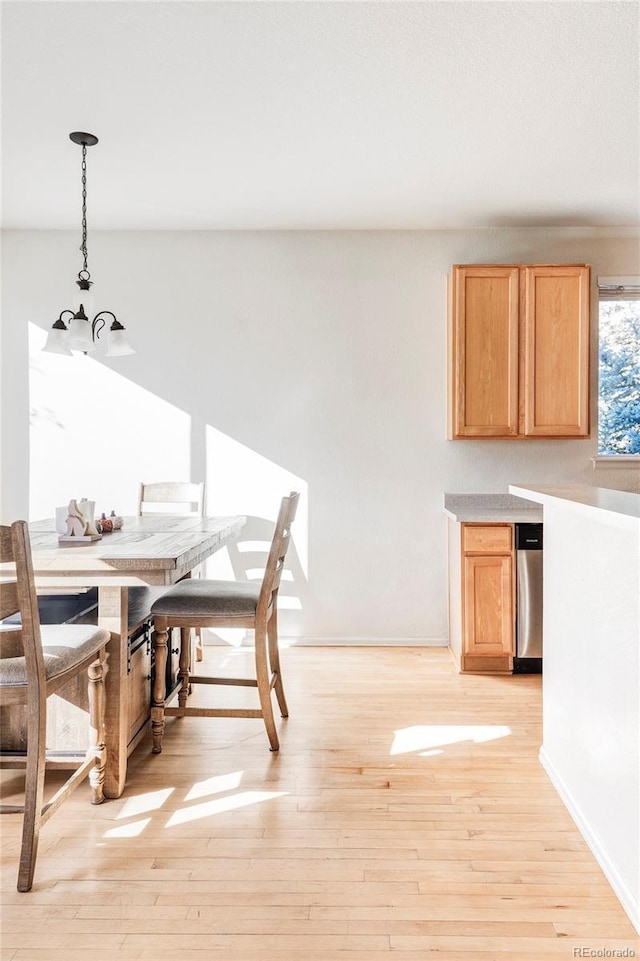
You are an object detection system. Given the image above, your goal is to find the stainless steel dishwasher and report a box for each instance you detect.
[513,523,543,674]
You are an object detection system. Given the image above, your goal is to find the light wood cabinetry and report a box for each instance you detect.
[462,524,512,554]
[448,264,590,438]
[448,521,515,674]
[463,553,513,668]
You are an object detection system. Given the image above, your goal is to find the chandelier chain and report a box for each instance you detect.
[80,143,89,275]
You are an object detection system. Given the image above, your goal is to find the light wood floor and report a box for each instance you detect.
[1,647,639,960]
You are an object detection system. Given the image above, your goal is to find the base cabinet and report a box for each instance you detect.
[448,521,515,673]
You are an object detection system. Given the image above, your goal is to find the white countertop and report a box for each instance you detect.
[443,492,543,523]
[509,484,640,525]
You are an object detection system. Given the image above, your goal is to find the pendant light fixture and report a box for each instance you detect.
[43,132,134,357]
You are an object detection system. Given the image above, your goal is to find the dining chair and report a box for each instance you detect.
[136,481,205,517]
[135,480,206,659]
[150,491,299,753]
[0,520,110,892]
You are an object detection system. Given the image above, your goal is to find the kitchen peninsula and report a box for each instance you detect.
[509,484,640,934]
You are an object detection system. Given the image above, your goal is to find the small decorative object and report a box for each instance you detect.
[65,499,85,537]
[99,513,113,534]
[58,498,102,544]
[110,511,124,530]
[79,498,100,536]
[55,506,69,535]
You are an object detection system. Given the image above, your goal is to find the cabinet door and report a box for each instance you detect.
[522,265,590,436]
[449,265,520,437]
[463,554,514,657]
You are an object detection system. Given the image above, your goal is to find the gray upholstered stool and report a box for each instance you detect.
[149,492,299,753]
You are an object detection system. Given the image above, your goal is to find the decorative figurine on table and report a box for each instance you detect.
[64,499,85,537]
[79,498,101,537]
[58,497,102,544]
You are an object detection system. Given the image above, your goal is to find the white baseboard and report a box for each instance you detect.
[282,636,447,647]
[539,745,640,935]
[202,634,447,648]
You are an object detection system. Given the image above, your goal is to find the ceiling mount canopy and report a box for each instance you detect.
[69,131,99,148]
[43,131,135,358]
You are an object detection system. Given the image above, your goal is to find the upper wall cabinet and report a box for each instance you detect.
[448,264,590,439]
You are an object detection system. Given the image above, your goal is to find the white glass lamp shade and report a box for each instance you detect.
[43,323,72,355]
[72,284,94,318]
[68,315,96,352]
[106,323,135,357]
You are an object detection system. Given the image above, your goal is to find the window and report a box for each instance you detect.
[597,277,640,456]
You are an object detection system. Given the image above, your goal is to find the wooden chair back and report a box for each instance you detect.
[257,492,300,618]
[0,522,46,694]
[137,481,205,516]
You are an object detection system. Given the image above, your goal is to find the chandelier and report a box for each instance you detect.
[43,132,134,357]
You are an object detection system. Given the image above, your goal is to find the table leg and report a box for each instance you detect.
[97,585,129,799]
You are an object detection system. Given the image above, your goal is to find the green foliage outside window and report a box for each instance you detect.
[598,299,640,454]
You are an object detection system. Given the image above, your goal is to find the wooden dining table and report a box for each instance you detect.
[28,514,246,797]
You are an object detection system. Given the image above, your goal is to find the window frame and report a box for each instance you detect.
[593,276,640,468]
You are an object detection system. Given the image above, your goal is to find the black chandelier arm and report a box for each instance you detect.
[91,310,119,340]
[57,309,76,327]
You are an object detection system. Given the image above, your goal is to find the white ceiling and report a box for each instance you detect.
[1,1,639,230]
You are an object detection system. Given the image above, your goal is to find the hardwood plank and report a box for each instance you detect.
[2,647,638,960]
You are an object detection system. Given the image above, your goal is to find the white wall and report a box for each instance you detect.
[2,227,639,642]
[533,493,639,932]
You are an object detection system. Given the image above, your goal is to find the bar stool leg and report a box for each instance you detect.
[17,691,46,893]
[178,627,191,709]
[88,654,107,804]
[254,623,279,752]
[267,607,288,718]
[151,623,169,753]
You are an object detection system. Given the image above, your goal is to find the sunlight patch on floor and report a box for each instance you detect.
[101,770,288,838]
[390,724,512,755]
[116,787,175,819]
[184,770,243,801]
[165,790,288,827]
[103,817,151,838]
